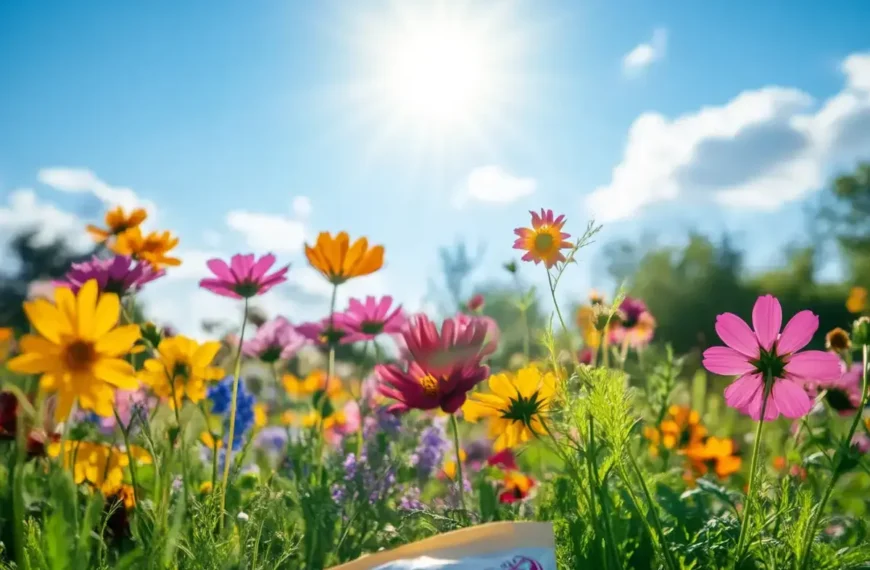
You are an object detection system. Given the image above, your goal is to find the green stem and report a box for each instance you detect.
[449,414,466,512]
[583,414,606,568]
[546,271,573,357]
[798,344,869,569]
[734,379,771,561]
[626,452,679,570]
[315,284,339,484]
[113,407,140,507]
[219,297,250,530]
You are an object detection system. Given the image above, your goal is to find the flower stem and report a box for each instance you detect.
[798,343,868,569]
[219,296,250,531]
[315,284,339,484]
[449,414,466,513]
[626,451,679,570]
[546,271,574,358]
[113,406,140,507]
[734,379,771,561]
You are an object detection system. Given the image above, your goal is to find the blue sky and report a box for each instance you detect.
[2,1,869,336]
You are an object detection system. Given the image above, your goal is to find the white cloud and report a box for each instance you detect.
[587,51,870,221]
[37,167,157,216]
[225,210,307,253]
[453,165,537,207]
[623,28,668,76]
[0,189,92,251]
[292,196,312,218]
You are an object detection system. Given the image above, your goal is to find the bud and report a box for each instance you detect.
[467,294,485,313]
[589,289,604,306]
[503,260,518,275]
[852,316,870,347]
[825,327,851,352]
[578,347,594,365]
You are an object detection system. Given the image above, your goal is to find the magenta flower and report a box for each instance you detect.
[199,253,289,299]
[242,317,308,363]
[609,296,656,348]
[333,296,407,344]
[703,294,841,421]
[454,313,499,357]
[806,362,863,415]
[57,255,164,296]
[467,294,485,313]
[376,314,491,413]
[296,318,351,348]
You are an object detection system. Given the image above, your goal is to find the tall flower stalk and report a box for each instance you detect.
[219,297,249,522]
[734,381,770,560]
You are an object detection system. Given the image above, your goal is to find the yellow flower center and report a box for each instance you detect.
[64,340,97,372]
[419,374,439,397]
[533,231,554,252]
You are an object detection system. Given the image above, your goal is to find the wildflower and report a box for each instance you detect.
[86,206,147,243]
[58,255,164,296]
[254,403,267,428]
[440,449,467,480]
[807,362,863,415]
[467,294,485,313]
[139,335,224,409]
[487,448,520,471]
[0,327,13,363]
[199,253,289,299]
[825,327,851,352]
[104,484,136,540]
[49,440,151,496]
[99,388,150,433]
[576,305,602,349]
[461,365,557,451]
[410,420,449,480]
[609,296,656,348]
[772,456,807,480]
[297,319,350,348]
[304,231,384,285]
[453,313,500,358]
[6,279,141,421]
[334,296,406,344]
[283,370,344,400]
[578,347,594,365]
[684,436,742,485]
[399,486,425,511]
[199,481,213,494]
[702,294,841,421]
[589,290,604,305]
[376,315,491,414]
[303,400,360,446]
[852,433,870,454]
[512,208,571,268]
[643,406,707,456]
[205,375,256,449]
[242,317,307,362]
[499,471,536,504]
[847,286,867,314]
[111,227,181,270]
[255,426,288,453]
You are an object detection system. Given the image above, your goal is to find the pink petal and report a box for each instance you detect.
[746,390,779,422]
[206,258,233,281]
[715,313,760,358]
[771,379,812,419]
[250,254,276,281]
[724,372,763,411]
[776,310,818,355]
[199,279,241,299]
[784,350,842,383]
[752,294,782,352]
[703,346,755,376]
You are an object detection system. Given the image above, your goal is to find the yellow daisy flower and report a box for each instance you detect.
[254,403,268,428]
[139,335,224,408]
[6,279,141,421]
[462,365,557,451]
[49,440,151,496]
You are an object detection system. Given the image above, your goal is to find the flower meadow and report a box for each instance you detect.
[0,206,869,570]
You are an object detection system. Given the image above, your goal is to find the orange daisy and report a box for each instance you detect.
[87,206,148,243]
[683,436,742,486]
[304,231,384,285]
[512,209,572,268]
[111,227,181,270]
[644,405,707,456]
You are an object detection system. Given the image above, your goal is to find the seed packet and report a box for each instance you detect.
[328,521,555,570]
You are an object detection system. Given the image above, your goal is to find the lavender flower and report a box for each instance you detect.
[399,486,424,511]
[410,421,448,480]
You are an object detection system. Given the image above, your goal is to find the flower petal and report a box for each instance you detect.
[715,313,759,358]
[702,346,755,376]
[752,294,782,352]
[724,372,763,411]
[776,310,818,355]
[784,350,842,383]
[771,379,812,419]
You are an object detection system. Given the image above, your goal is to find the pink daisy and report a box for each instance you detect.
[806,362,863,415]
[703,294,841,421]
[296,318,351,348]
[199,253,289,299]
[333,296,407,344]
[242,317,308,363]
[57,255,164,296]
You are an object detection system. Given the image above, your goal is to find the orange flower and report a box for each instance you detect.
[304,232,384,285]
[282,370,345,400]
[683,436,741,486]
[111,227,181,270]
[499,471,536,504]
[847,286,867,314]
[87,206,148,243]
[645,405,707,456]
[0,327,12,363]
[512,209,572,268]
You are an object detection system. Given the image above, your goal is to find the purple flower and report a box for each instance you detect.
[333,296,407,344]
[57,255,164,296]
[242,317,308,363]
[255,426,289,453]
[399,486,425,511]
[296,319,351,348]
[410,420,448,480]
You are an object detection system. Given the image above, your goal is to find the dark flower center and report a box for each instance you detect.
[232,281,261,298]
[360,320,385,335]
[64,341,97,372]
[418,374,440,397]
[318,327,346,347]
[259,346,282,364]
[534,232,554,252]
[825,388,854,412]
[503,392,544,427]
[171,361,190,381]
[751,346,786,383]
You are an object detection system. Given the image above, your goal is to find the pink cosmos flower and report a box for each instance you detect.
[199,253,289,299]
[296,318,351,348]
[242,316,308,363]
[703,294,842,421]
[609,296,656,348]
[376,314,491,413]
[806,362,863,415]
[57,255,164,296]
[333,296,406,344]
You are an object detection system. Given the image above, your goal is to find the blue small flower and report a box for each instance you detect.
[207,376,256,450]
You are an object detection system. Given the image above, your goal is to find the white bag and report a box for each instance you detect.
[328,522,556,570]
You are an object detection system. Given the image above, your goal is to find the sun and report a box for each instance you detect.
[346,1,532,156]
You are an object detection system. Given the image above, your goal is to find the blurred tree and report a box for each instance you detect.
[425,240,486,316]
[0,231,91,332]
[819,162,870,284]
